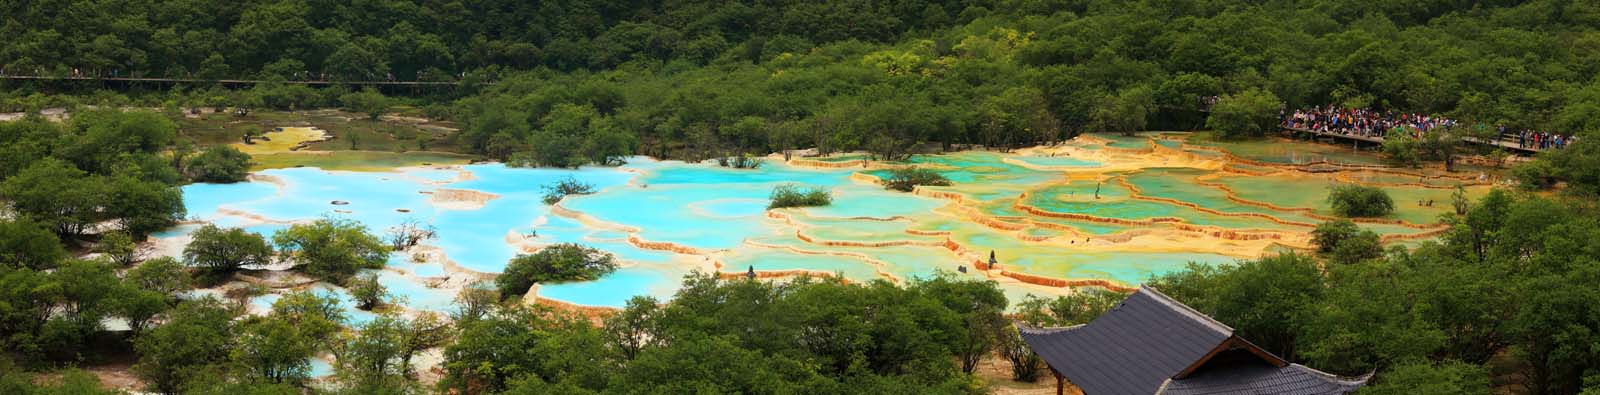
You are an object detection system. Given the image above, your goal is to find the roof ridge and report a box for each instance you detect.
[1015,322,1085,335]
[1137,285,1234,334]
[1286,363,1375,386]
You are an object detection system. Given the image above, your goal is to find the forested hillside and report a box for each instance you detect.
[4,1,1600,394]
[5,0,1600,165]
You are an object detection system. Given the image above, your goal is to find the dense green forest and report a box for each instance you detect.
[4,0,1600,394]
[6,0,1600,164]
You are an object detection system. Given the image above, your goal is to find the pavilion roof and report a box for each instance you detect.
[1018,286,1368,395]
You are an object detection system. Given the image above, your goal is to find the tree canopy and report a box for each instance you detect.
[184,224,275,276]
[187,146,254,183]
[496,243,618,299]
[271,217,388,282]
[1149,184,1600,394]
[1328,184,1395,218]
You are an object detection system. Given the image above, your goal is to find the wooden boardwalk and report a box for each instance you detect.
[1284,126,1543,153]
[0,75,464,86]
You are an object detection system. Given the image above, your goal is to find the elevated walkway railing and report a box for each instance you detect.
[1283,126,1544,153]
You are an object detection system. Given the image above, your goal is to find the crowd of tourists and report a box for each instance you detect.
[1281,105,1576,150]
[1281,105,1458,139]
[1514,129,1576,150]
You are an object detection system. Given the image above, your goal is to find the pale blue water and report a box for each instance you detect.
[801,185,944,218]
[302,284,378,326]
[374,270,456,312]
[181,182,279,219]
[384,254,446,277]
[230,168,440,229]
[308,357,334,378]
[248,293,281,313]
[693,199,770,218]
[1014,156,1103,167]
[565,161,858,250]
[152,224,200,239]
[537,266,679,307]
[432,164,633,272]
[165,152,1262,310]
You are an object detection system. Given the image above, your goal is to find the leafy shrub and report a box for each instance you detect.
[272,218,387,282]
[1328,184,1394,217]
[1381,128,1425,168]
[186,146,253,183]
[768,184,832,208]
[496,243,617,299]
[0,217,67,270]
[541,176,596,205]
[184,224,274,275]
[1309,219,1361,253]
[346,272,388,311]
[1310,219,1382,265]
[1359,359,1489,395]
[1329,231,1384,265]
[1206,88,1280,139]
[339,89,390,120]
[1512,159,1559,190]
[95,231,138,266]
[881,167,952,192]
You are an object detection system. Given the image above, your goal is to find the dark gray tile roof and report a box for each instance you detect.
[1018,286,1233,395]
[1155,363,1371,395]
[1017,285,1367,395]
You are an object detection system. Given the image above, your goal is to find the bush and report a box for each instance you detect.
[339,89,390,120]
[1381,129,1424,168]
[1359,359,1490,395]
[1309,219,1361,254]
[496,243,617,299]
[272,218,388,282]
[1311,219,1383,265]
[1512,159,1560,190]
[768,184,832,208]
[346,272,388,311]
[0,217,67,270]
[540,176,596,205]
[1545,136,1599,196]
[95,231,138,266]
[881,167,952,192]
[1328,184,1394,217]
[133,298,235,394]
[125,257,191,299]
[184,224,274,275]
[1329,231,1383,265]
[1205,88,1280,139]
[186,146,253,183]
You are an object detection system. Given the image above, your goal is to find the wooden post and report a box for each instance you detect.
[1054,369,1065,395]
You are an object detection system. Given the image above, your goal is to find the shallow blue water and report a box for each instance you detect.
[1014,155,1103,167]
[565,162,857,250]
[233,167,440,229]
[181,182,279,219]
[308,357,334,378]
[384,254,446,277]
[802,185,944,218]
[374,270,457,312]
[166,153,1249,309]
[536,266,680,307]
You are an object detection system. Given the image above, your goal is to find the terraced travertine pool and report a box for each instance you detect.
[155,132,1498,315]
